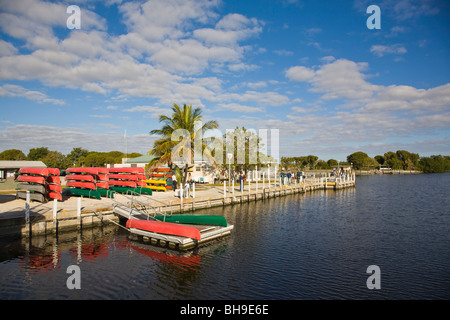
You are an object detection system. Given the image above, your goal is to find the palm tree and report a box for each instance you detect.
[148,103,219,184]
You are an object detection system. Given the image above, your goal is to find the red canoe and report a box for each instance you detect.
[46,176,61,184]
[48,192,62,201]
[17,175,46,184]
[96,181,109,189]
[108,174,139,181]
[66,174,95,182]
[93,167,109,174]
[66,167,99,175]
[151,173,164,177]
[126,219,201,240]
[109,168,144,174]
[19,168,49,176]
[47,168,60,176]
[48,184,62,193]
[108,180,137,188]
[66,181,96,190]
[96,174,109,181]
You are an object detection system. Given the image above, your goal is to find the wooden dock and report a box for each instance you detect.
[0,175,355,238]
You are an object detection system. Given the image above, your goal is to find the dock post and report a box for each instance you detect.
[192,182,195,199]
[180,186,183,212]
[263,172,265,190]
[25,191,30,236]
[77,197,81,230]
[52,198,58,234]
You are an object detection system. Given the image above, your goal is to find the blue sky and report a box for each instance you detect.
[0,0,449,162]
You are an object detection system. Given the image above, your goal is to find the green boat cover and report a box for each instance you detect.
[109,186,152,196]
[97,188,115,198]
[66,188,101,200]
[154,214,227,227]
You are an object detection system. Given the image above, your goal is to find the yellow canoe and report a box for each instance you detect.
[147,185,167,191]
[143,179,166,185]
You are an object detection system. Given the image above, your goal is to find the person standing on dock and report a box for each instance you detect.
[172,174,177,191]
[239,173,244,191]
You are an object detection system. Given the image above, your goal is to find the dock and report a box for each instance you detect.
[0,174,356,240]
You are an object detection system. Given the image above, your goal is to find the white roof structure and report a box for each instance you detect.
[0,160,47,169]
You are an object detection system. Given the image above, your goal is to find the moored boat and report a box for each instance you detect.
[126,219,201,240]
[154,214,228,227]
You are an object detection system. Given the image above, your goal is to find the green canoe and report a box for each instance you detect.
[154,214,228,227]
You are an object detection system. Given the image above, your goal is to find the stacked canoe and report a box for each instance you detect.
[108,167,152,195]
[65,167,113,200]
[16,167,62,202]
[145,168,173,191]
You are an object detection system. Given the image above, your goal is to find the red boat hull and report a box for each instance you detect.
[96,181,109,189]
[66,174,95,182]
[17,175,46,184]
[66,181,96,190]
[108,180,137,188]
[46,176,60,184]
[19,168,49,176]
[48,184,62,193]
[66,167,108,175]
[48,192,62,201]
[108,174,139,181]
[109,168,144,174]
[126,219,201,240]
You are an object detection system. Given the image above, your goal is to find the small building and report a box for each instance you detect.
[107,155,154,169]
[0,160,47,180]
[0,160,47,190]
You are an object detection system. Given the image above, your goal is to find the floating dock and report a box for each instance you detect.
[113,204,234,250]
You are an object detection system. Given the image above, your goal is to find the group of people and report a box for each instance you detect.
[170,173,194,198]
[280,171,304,185]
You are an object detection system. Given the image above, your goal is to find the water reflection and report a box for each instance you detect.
[1,174,449,299]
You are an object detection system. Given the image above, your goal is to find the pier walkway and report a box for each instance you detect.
[0,175,355,237]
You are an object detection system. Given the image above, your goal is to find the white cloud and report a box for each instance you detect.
[218,103,263,113]
[0,84,65,105]
[285,66,315,82]
[274,49,294,56]
[0,40,18,56]
[286,59,379,100]
[0,0,264,105]
[0,124,156,155]
[282,58,450,158]
[370,44,407,57]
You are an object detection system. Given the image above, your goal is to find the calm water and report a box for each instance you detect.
[0,173,449,300]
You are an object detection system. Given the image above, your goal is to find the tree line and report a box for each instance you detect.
[281,150,450,173]
[0,147,142,169]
